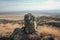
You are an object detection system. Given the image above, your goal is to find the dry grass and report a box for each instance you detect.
[0,22,60,38]
[0,23,24,37]
[0,14,60,40]
[0,15,24,20]
[36,25,60,37]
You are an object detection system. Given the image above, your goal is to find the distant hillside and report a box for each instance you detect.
[0,10,60,16]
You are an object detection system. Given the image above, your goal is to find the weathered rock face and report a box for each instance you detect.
[10,28,40,40]
[46,22,60,27]
[24,13,36,34]
[41,36,54,40]
[27,33,41,40]
[10,13,55,40]
[10,13,39,40]
[10,28,55,40]
[13,33,29,40]
[10,28,25,40]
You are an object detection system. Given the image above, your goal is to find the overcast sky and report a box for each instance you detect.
[0,0,60,12]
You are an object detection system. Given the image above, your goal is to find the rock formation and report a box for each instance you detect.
[10,13,55,40]
[24,13,36,34]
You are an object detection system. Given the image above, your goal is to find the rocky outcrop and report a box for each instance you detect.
[41,35,54,40]
[10,13,55,40]
[10,28,41,40]
[10,28,55,40]
[46,21,60,27]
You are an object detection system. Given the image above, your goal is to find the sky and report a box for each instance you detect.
[0,0,60,12]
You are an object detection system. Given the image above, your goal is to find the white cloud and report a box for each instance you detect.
[27,0,60,10]
[39,0,60,10]
[0,0,60,12]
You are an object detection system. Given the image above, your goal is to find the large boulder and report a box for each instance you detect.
[9,13,55,40]
[10,28,40,40]
[24,13,36,34]
[41,35,54,40]
[10,28,26,40]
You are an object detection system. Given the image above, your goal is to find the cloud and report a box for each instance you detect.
[0,0,32,2]
[39,0,60,10]
[0,0,60,12]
